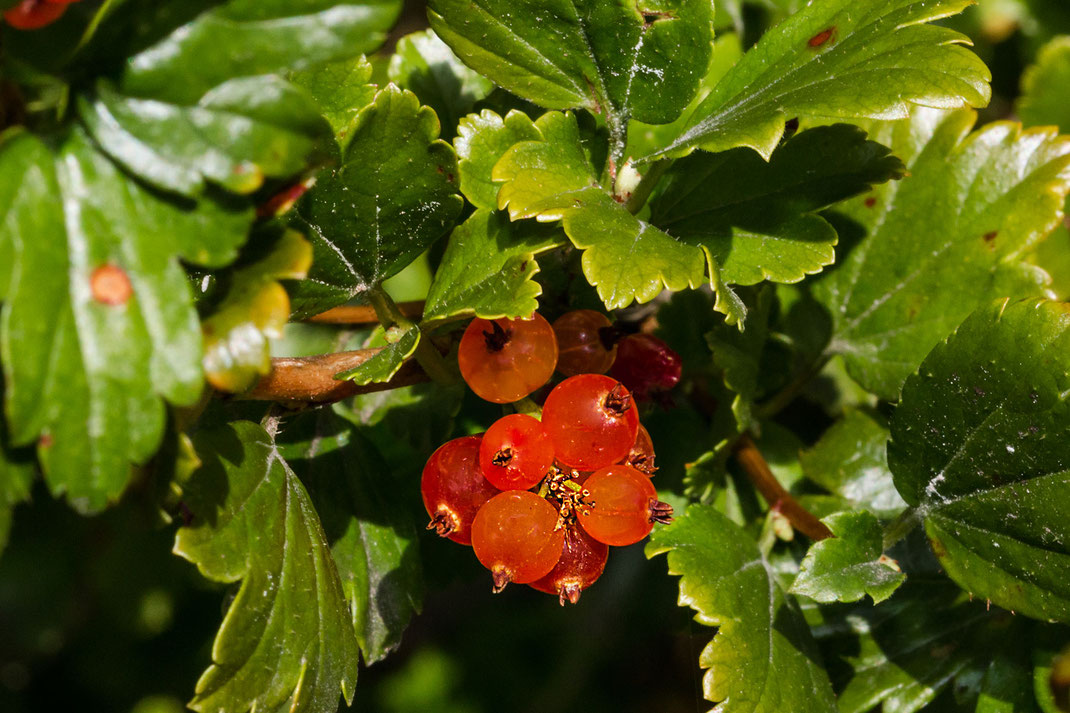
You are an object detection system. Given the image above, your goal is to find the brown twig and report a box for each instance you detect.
[304,300,424,325]
[240,348,428,404]
[733,433,833,541]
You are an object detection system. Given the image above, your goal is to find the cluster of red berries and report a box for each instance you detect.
[421,310,679,604]
[3,0,80,30]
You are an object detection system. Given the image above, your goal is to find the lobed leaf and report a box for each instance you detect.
[175,420,361,713]
[0,129,250,512]
[814,108,1070,400]
[289,85,463,319]
[1018,35,1070,133]
[706,286,775,431]
[494,111,706,310]
[454,109,542,211]
[647,504,837,713]
[422,209,564,325]
[291,55,378,142]
[790,510,906,604]
[648,0,991,160]
[276,410,424,663]
[799,409,906,518]
[389,30,495,140]
[202,229,313,393]
[651,124,904,286]
[889,299,1070,623]
[428,0,712,139]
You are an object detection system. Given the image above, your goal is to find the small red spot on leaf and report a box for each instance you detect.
[808,27,835,48]
[39,433,53,449]
[864,197,877,208]
[257,181,310,218]
[929,538,947,558]
[447,173,455,182]
[983,230,998,245]
[90,264,133,306]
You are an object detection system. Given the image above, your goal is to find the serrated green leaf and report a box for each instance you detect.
[834,580,1003,713]
[289,85,463,318]
[389,30,495,140]
[0,129,251,513]
[120,1,402,106]
[791,510,905,604]
[336,327,420,384]
[176,420,360,713]
[707,286,774,431]
[975,647,1042,713]
[422,209,563,325]
[494,111,706,310]
[799,409,906,518]
[652,124,904,286]
[814,108,1070,400]
[428,0,712,143]
[454,109,541,211]
[79,77,331,198]
[275,410,423,663]
[649,0,991,160]
[1019,36,1070,133]
[202,229,313,394]
[291,55,377,142]
[889,299,1070,623]
[646,504,836,713]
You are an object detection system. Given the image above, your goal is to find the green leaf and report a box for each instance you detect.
[290,55,377,142]
[335,327,420,384]
[646,504,837,713]
[175,420,360,713]
[833,580,1004,713]
[0,129,251,513]
[454,109,541,211]
[791,510,905,604]
[422,209,563,325]
[649,0,991,160]
[388,30,495,139]
[0,409,34,558]
[494,111,706,310]
[202,229,313,393]
[427,0,712,140]
[975,647,1042,713]
[1019,36,1070,133]
[79,77,331,198]
[799,409,906,518]
[814,108,1070,400]
[120,0,402,106]
[651,124,904,286]
[1037,639,1070,713]
[276,410,423,663]
[707,286,774,431]
[889,299,1070,623]
[289,85,463,319]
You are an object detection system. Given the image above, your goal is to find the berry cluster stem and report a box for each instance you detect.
[733,434,833,541]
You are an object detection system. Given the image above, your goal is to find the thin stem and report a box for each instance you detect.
[368,286,455,384]
[733,433,833,541]
[304,301,424,325]
[883,506,923,550]
[624,159,671,214]
[240,348,428,404]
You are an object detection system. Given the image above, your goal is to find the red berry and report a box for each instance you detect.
[609,333,681,399]
[529,524,608,605]
[577,465,673,546]
[479,413,555,491]
[421,435,500,545]
[620,423,656,475]
[541,374,639,471]
[471,491,565,591]
[552,309,617,376]
[3,0,67,29]
[457,314,558,403]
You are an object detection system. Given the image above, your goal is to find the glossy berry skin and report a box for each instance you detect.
[3,0,68,29]
[479,413,555,491]
[458,314,558,403]
[578,465,666,546]
[609,333,682,399]
[541,374,639,471]
[621,424,656,475]
[421,435,500,545]
[471,491,565,591]
[529,524,608,605]
[552,310,617,376]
